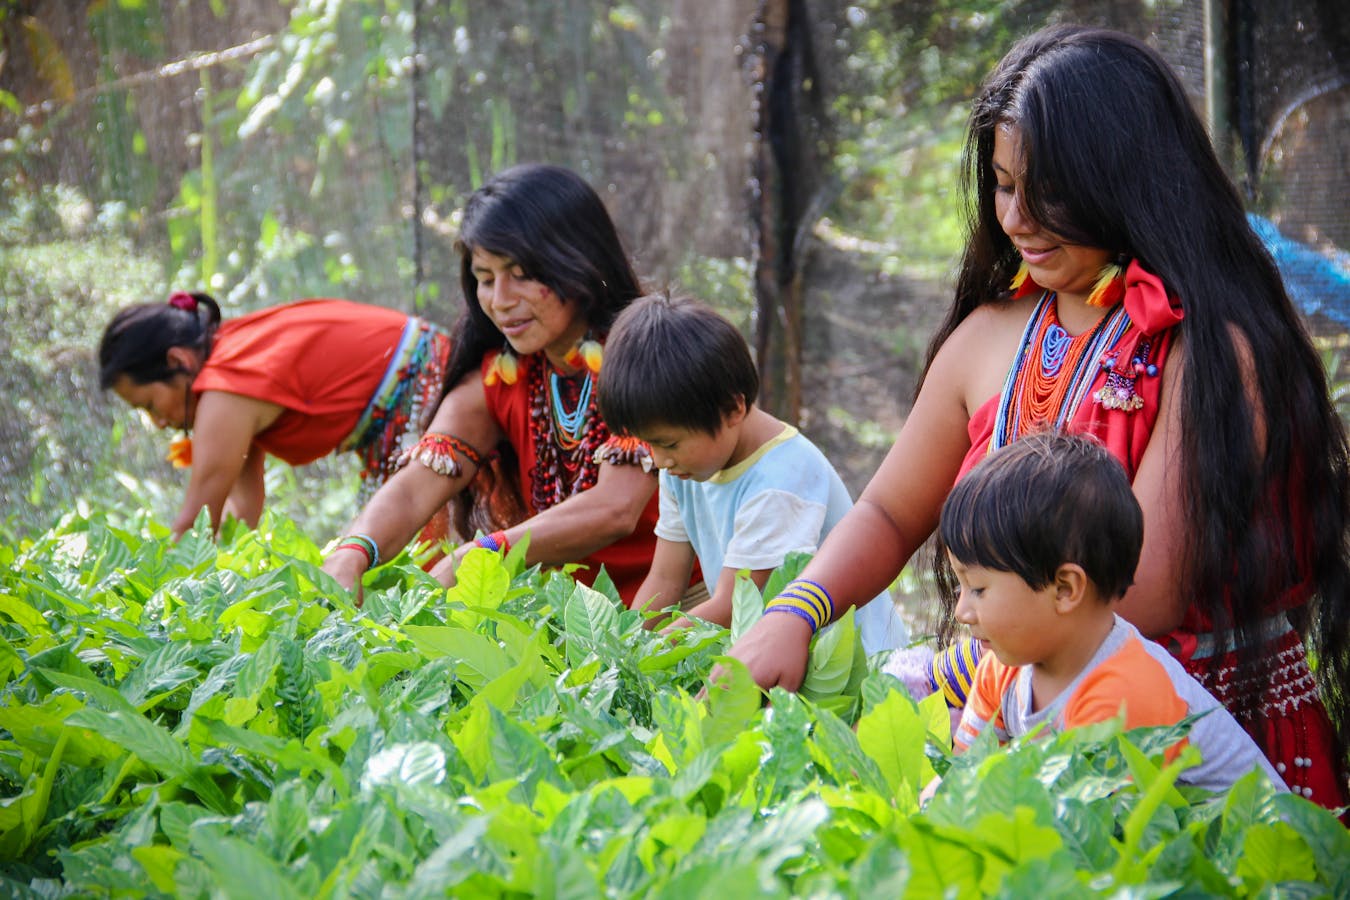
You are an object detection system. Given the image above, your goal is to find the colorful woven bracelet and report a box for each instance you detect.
[764,578,835,633]
[473,530,510,553]
[765,603,820,633]
[337,533,380,569]
[334,540,371,568]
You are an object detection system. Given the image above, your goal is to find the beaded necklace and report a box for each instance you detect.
[549,370,593,451]
[989,292,1131,451]
[525,356,606,511]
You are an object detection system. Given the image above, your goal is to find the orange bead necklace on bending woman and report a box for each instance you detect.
[990,291,1131,450]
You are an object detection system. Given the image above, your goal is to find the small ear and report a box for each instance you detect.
[1052,563,1090,614]
[165,346,198,375]
[724,395,749,426]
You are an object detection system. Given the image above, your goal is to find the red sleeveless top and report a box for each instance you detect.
[192,300,409,465]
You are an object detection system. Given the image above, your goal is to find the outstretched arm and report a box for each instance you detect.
[325,370,502,589]
[222,442,266,528]
[631,537,698,623]
[719,321,980,690]
[430,457,657,585]
[171,391,282,539]
[682,564,774,627]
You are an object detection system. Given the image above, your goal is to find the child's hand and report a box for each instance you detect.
[711,609,813,691]
[919,775,941,808]
[658,615,696,637]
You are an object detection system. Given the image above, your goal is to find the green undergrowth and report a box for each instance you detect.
[0,512,1344,898]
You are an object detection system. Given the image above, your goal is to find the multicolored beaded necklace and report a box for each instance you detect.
[525,356,606,511]
[989,291,1131,451]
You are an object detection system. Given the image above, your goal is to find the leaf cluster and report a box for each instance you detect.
[0,512,1341,898]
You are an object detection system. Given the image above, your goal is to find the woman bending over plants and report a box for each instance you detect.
[323,163,684,606]
[724,24,1350,812]
[99,294,483,541]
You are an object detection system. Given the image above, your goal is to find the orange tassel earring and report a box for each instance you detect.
[1085,258,1127,308]
[564,335,603,375]
[166,436,193,468]
[484,347,519,386]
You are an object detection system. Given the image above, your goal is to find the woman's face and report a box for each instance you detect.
[112,371,194,431]
[471,247,588,370]
[991,124,1114,308]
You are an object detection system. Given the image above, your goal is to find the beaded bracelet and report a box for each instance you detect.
[396,432,484,478]
[763,578,835,633]
[336,533,381,569]
[473,530,510,553]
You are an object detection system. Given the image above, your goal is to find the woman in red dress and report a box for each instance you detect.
[725,25,1350,811]
[323,164,676,605]
[100,295,452,540]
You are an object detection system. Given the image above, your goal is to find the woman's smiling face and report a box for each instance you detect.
[992,123,1113,308]
[471,247,588,369]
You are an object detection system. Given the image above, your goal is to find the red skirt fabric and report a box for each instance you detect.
[1176,626,1348,815]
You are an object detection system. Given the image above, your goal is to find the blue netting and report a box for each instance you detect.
[1249,214,1350,329]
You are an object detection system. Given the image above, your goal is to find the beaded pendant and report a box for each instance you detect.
[1094,339,1157,411]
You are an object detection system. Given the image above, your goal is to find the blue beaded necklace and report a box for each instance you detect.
[549,370,593,446]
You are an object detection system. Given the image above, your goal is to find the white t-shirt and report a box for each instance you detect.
[655,426,907,654]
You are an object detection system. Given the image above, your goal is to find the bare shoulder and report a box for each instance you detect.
[930,297,1038,415]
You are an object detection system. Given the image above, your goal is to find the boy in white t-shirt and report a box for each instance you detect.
[598,292,907,654]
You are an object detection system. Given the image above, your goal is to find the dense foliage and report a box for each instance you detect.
[0,513,1344,897]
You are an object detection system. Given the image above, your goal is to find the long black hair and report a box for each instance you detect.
[98,292,222,388]
[442,163,643,394]
[441,164,642,537]
[929,25,1350,751]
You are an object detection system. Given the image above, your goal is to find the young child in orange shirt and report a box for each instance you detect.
[938,431,1284,794]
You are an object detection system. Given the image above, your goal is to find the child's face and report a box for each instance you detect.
[949,551,1061,668]
[637,420,740,482]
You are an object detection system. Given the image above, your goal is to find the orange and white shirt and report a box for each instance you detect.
[954,616,1286,794]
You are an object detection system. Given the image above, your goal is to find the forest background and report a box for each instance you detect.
[1,0,1347,546]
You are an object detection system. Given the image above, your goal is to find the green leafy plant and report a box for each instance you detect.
[0,512,1338,896]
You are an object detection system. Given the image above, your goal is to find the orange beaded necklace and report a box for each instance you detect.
[991,292,1130,450]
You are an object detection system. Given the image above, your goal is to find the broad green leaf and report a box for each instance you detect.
[0,694,121,765]
[451,701,491,783]
[132,844,190,894]
[728,574,763,643]
[403,625,511,691]
[190,828,304,900]
[855,686,931,804]
[1268,791,1350,890]
[808,704,890,796]
[446,547,511,610]
[563,582,619,667]
[405,816,491,897]
[0,729,67,858]
[485,706,562,800]
[192,717,348,794]
[701,656,761,748]
[1237,821,1318,885]
[361,741,447,790]
[758,551,812,606]
[798,607,858,703]
[65,707,193,777]
[0,593,50,635]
